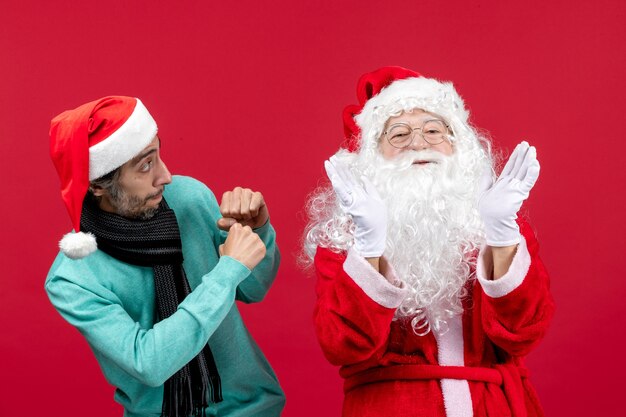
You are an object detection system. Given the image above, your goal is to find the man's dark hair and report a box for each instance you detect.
[88,167,122,203]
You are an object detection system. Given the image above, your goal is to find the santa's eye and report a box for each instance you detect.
[392,133,409,139]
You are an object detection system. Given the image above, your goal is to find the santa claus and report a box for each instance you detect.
[303,66,554,417]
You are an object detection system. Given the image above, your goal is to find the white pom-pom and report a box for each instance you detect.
[59,232,97,259]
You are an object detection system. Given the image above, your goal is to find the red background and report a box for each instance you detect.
[1,1,625,416]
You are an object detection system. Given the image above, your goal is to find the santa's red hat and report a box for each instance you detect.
[343,66,469,152]
[50,96,157,259]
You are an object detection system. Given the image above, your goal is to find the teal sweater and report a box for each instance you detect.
[46,176,285,417]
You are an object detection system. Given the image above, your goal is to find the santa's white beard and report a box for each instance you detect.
[371,149,485,335]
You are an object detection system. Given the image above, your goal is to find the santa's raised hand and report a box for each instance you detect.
[324,156,387,257]
[478,141,540,247]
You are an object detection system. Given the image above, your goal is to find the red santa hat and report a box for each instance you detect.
[343,66,470,152]
[49,96,157,259]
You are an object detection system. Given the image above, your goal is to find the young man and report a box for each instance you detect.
[46,96,284,417]
[303,67,554,417]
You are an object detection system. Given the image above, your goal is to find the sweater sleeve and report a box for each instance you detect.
[45,256,250,387]
[477,220,555,357]
[189,178,279,304]
[313,247,407,366]
[235,220,281,303]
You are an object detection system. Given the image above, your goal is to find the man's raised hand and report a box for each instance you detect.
[217,187,269,230]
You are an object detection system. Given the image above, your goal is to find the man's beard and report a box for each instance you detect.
[371,149,485,335]
[108,184,163,220]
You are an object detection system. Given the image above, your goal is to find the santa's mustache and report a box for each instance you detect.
[379,149,449,170]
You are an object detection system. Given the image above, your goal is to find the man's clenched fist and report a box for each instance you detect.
[219,223,266,270]
[217,187,269,230]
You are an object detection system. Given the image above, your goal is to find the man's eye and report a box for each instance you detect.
[140,161,153,171]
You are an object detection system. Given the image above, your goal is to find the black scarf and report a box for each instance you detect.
[81,196,222,417]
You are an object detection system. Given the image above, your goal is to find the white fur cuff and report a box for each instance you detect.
[476,236,531,298]
[343,247,407,308]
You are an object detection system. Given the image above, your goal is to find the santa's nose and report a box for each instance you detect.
[408,133,430,150]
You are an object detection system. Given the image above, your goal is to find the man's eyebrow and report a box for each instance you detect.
[131,139,161,165]
[131,148,156,165]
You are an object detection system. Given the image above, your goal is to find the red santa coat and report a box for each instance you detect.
[313,221,554,417]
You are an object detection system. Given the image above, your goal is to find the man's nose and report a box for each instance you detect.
[155,159,172,185]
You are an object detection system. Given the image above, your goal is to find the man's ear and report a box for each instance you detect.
[90,184,106,197]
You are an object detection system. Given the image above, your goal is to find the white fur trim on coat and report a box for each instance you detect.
[434,314,473,417]
[343,247,407,308]
[88,98,157,180]
[476,235,531,298]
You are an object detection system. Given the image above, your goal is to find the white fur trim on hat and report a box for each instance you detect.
[355,77,469,151]
[88,98,158,180]
[59,231,97,259]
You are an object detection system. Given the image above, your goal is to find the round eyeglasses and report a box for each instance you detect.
[383,119,451,149]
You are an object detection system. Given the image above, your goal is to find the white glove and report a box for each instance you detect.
[478,141,540,247]
[324,156,387,257]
